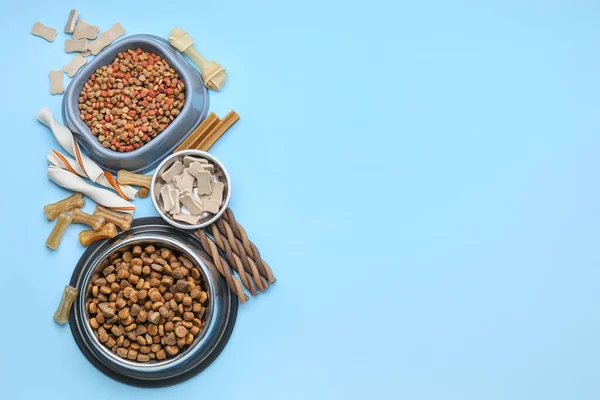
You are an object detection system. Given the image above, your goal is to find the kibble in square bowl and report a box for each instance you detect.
[86,243,209,363]
[62,34,210,174]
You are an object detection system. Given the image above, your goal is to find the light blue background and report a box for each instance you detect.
[0,0,599,399]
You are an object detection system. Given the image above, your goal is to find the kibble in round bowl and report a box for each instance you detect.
[69,218,237,387]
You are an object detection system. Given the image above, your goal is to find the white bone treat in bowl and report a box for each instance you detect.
[62,34,210,174]
[151,150,231,230]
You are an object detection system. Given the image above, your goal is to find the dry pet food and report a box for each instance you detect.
[85,244,209,362]
[44,192,85,220]
[168,27,227,91]
[64,9,79,34]
[31,22,57,42]
[54,285,79,324]
[88,22,126,55]
[79,223,118,246]
[49,70,64,95]
[46,212,73,249]
[64,54,87,77]
[65,38,88,53]
[156,156,226,224]
[78,48,186,152]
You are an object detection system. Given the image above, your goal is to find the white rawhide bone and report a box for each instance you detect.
[37,107,138,200]
[64,54,87,77]
[88,23,126,55]
[48,166,135,214]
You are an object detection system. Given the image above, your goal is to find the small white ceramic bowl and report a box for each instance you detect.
[150,150,231,229]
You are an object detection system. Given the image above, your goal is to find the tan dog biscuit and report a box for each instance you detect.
[161,160,184,183]
[172,213,200,225]
[180,191,203,216]
[88,22,126,55]
[174,169,195,193]
[73,24,98,40]
[64,9,79,33]
[187,164,212,195]
[32,22,57,42]
[64,38,88,53]
[182,156,208,166]
[63,54,87,77]
[49,70,64,95]
[200,181,225,214]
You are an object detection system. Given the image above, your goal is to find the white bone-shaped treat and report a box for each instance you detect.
[37,107,137,200]
[173,213,200,225]
[180,190,203,216]
[169,187,181,214]
[32,22,57,42]
[72,23,98,40]
[48,166,135,214]
[160,185,175,212]
[161,160,184,183]
[200,181,225,214]
[65,39,88,53]
[187,163,212,195]
[88,23,125,55]
[175,168,195,193]
[182,156,208,166]
[64,9,79,33]
[64,54,87,77]
[49,71,64,95]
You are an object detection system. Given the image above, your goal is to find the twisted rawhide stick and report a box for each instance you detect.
[194,230,249,303]
[221,208,276,284]
[208,224,263,295]
[209,223,268,293]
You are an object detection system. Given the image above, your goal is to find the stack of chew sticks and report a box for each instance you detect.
[174,111,240,152]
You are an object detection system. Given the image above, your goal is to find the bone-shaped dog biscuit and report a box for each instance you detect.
[32,22,57,42]
[49,70,64,95]
[188,160,214,175]
[170,187,181,214]
[175,168,196,193]
[188,164,212,195]
[173,213,200,225]
[65,39,88,53]
[64,54,87,77]
[160,185,175,212]
[200,181,225,214]
[76,20,99,31]
[64,9,79,33]
[180,190,204,216]
[88,23,126,55]
[161,160,184,183]
[183,156,208,166]
[72,23,99,40]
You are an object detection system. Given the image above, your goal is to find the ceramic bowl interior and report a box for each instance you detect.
[150,150,232,229]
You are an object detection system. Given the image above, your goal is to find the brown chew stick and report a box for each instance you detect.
[174,113,220,152]
[196,111,240,151]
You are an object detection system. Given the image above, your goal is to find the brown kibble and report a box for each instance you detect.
[89,318,99,329]
[176,280,191,292]
[98,326,109,343]
[98,302,115,317]
[177,337,186,347]
[192,303,202,313]
[175,325,188,338]
[185,333,194,345]
[118,308,130,320]
[199,291,208,304]
[137,310,147,323]
[139,345,151,354]
[165,332,177,345]
[137,336,147,346]
[165,345,179,356]
[106,337,117,348]
[127,349,138,360]
[156,349,167,360]
[182,296,192,307]
[115,298,127,309]
[164,321,174,332]
[117,347,128,358]
[132,246,142,256]
[96,313,105,324]
[111,326,123,336]
[191,268,201,280]
[130,303,141,317]
[190,326,200,336]
[183,312,194,321]
[148,311,161,325]
[147,324,158,336]
[149,289,162,302]
[137,354,150,362]
[130,342,140,351]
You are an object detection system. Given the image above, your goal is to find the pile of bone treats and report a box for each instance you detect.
[31,9,125,94]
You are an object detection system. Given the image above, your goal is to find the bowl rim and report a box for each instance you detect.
[150,150,232,229]
[64,34,207,160]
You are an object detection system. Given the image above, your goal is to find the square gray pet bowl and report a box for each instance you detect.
[62,34,210,174]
